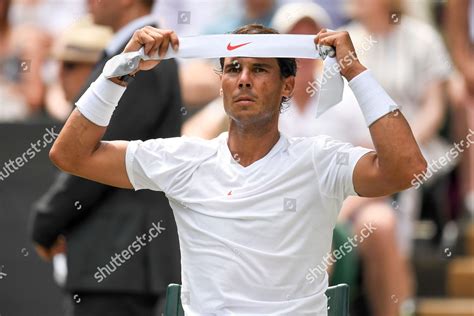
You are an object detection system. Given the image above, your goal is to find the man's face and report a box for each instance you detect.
[220,57,294,126]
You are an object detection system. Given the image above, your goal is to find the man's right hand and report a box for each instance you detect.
[49,31,181,191]
[123,26,179,72]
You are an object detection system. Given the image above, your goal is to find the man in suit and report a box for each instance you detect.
[30,1,181,315]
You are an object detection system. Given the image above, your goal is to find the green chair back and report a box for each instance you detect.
[325,283,350,316]
[165,284,185,316]
[330,223,359,300]
[164,283,349,316]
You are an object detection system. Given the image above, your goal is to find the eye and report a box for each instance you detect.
[225,65,240,73]
[254,67,267,73]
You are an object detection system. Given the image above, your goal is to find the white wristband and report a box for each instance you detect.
[348,70,399,126]
[75,74,127,127]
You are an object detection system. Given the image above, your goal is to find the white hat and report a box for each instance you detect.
[271,2,332,34]
[52,16,113,63]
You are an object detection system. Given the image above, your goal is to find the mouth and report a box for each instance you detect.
[234,96,256,105]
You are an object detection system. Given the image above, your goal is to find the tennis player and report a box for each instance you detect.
[49,24,427,315]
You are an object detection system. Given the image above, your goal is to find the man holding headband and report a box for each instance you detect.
[49,24,427,315]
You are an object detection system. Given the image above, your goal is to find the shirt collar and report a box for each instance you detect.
[106,15,158,56]
[219,131,288,166]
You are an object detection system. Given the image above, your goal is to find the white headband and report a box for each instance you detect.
[102,34,343,116]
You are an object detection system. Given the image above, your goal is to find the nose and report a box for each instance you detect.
[239,82,252,89]
[237,68,252,89]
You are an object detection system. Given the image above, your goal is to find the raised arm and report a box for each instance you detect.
[49,27,179,188]
[49,109,131,188]
[315,30,427,197]
[352,104,427,197]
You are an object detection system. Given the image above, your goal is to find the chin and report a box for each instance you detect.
[231,110,275,126]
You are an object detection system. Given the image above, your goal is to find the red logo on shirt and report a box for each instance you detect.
[227,42,252,51]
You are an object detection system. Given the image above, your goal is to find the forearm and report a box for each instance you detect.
[50,75,126,172]
[349,71,427,186]
[51,110,107,171]
[369,112,425,183]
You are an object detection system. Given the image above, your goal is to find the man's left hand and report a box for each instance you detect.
[314,29,367,81]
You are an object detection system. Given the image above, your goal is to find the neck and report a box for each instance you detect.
[112,7,150,32]
[227,117,280,167]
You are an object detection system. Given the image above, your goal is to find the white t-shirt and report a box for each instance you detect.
[126,132,371,315]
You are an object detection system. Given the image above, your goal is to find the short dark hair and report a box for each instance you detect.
[219,24,297,111]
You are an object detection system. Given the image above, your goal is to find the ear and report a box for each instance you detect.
[281,76,295,100]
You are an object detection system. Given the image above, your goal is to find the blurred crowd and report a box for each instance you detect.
[1,0,472,315]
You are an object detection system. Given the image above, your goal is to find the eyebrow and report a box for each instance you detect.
[224,61,273,70]
[252,63,272,69]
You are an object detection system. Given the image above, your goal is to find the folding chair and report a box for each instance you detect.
[164,283,349,316]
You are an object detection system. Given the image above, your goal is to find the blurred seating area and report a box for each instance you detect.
[0,0,472,315]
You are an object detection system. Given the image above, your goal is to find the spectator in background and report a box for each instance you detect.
[30,1,181,315]
[331,0,451,314]
[9,0,86,35]
[446,0,474,218]
[45,16,113,121]
[35,18,111,296]
[205,0,276,34]
[0,0,49,121]
[403,0,437,27]
[279,0,348,29]
[153,0,239,36]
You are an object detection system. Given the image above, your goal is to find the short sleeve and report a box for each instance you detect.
[312,135,373,200]
[126,140,157,191]
[125,137,216,194]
